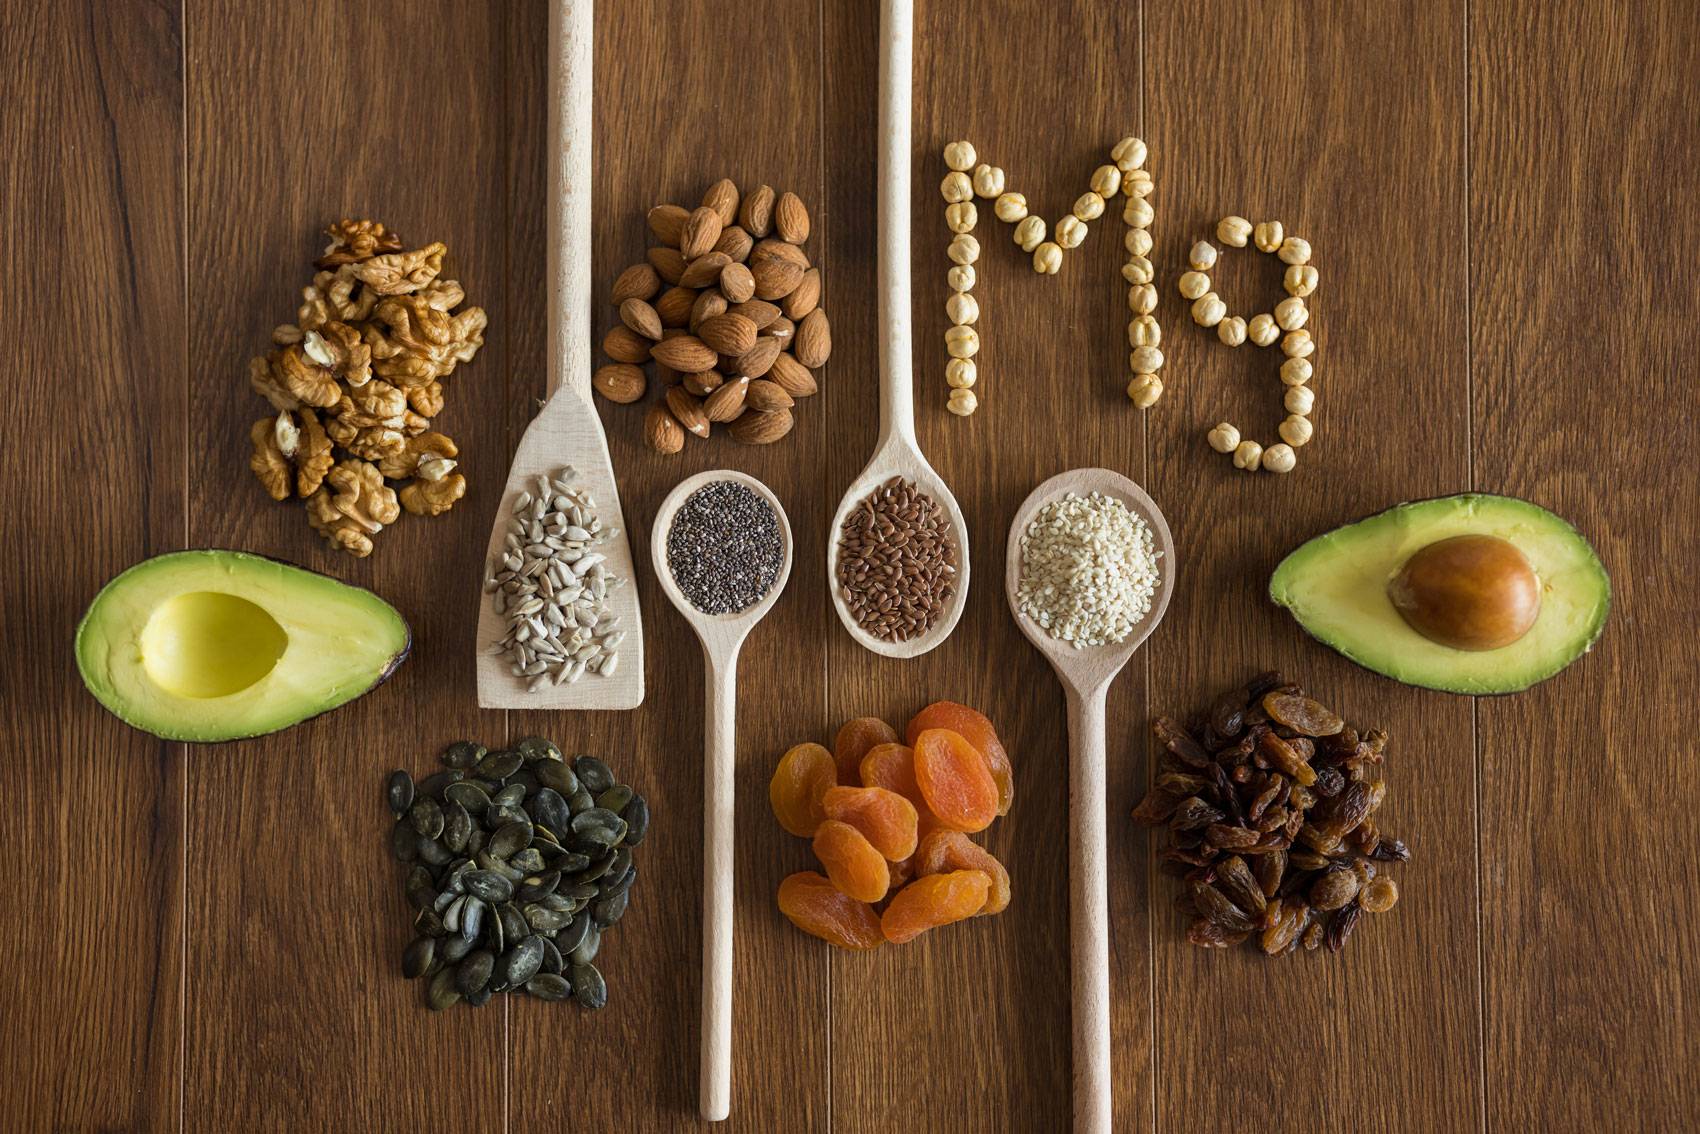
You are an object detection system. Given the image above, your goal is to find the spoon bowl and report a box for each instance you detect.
[650,468,792,1124]
[1004,466,1173,1134]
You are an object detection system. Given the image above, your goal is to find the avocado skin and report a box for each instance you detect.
[1268,494,1611,696]
[75,548,412,742]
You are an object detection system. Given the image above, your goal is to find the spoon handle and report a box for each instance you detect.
[700,646,739,1122]
[546,0,593,404]
[1066,682,1112,1134]
[876,0,916,451]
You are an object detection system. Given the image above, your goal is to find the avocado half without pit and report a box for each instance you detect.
[1269,494,1610,694]
[76,550,411,741]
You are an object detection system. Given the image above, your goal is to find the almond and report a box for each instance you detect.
[644,403,685,454]
[751,238,809,269]
[733,335,782,379]
[768,352,818,397]
[719,262,756,304]
[703,376,750,422]
[729,408,794,444]
[593,363,647,404]
[603,324,652,364]
[611,263,660,305]
[702,178,740,226]
[665,386,711,438]
[749,256,804,301]
[765,316,795,345]
[647,204,688,246]
[680,206,724,258]
[650,334,718,373]
[739,184,775,237]
[683,369,724,397]
[775,191,810,243]
[729,299,781,329]
[654,285,698,328]
[647,246,687,285]
[745,378,794,412]
[714,225,753,263]
[794,308,832,367]
[782,268,821,320]
[689,289,728,331]
[619,297,663,341]
[698,312,758,357]
[679,251,733,289]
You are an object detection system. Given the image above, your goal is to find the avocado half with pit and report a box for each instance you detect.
[1269,494,1609,695]
[76,550,411,741]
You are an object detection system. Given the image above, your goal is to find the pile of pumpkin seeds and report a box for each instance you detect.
[484,466,628,691]
[387,736,649,1011]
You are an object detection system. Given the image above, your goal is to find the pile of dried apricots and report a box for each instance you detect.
[769,701,1013,949]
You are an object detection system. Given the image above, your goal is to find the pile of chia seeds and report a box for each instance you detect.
[665,481,784,615]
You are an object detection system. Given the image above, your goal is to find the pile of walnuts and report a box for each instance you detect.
[594,179,832,452]
[247,219,486,557]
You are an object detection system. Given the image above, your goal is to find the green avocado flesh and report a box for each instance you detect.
[76,550,410,741]
[1269,494,1610,695]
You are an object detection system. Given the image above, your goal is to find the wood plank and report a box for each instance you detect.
[182,2,512,1128]
[504,1,834,1130]
[827,1,1150,1129]
[1470,3,1700,1127]
[1143,2,1481,1131]
[0,2,185,1130]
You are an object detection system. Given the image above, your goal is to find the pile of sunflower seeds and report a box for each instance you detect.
[484,467,628,691]
[387,736,649,1011]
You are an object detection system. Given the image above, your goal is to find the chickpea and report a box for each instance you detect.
[1217,215,1252,247]
[1127,373,1163,407]
[1072,192,1105,223]
[1261,442,1297,473]
[1089,164,1123,198]
[1188,241,1218,271]
[1127,315,1161,349]
[1279,414,1313,447]
[1128,284,1159,315]
[945,358,977,389]
[945,292,979,325]
[1284,264,1319,297]
[1014,215,1046,252]
[1275,296,1308,331]
[1122,256,1155,286]
[945,202,977,234]
[1191,292,1227,327]
[1032,241,1063,274]
[1178,271,1211,300]
[1278,235,1312,265]
[944,324,979,359]
[1217,315,1248,347]
[943,140,977,172]
[994,192,1029,223]
[947,233,980,265]
[946,387,978,416]
[1284,385,1315,415]
[1233,439,1264,470]
[947,264,975,292]
[940,172,973,204]
[1123,196,1154,229]
[1247,312,1280,347]
[1129,345,1164,374]
[1111,136,1148,172]
[1282,329,1315,359]
[1207,422,1241,453]
[1125,228,1153,258]
[1280,357,1313,386]
[971,163,1005,198]
[1253,220,1285,252]
[1056,215,1087,249]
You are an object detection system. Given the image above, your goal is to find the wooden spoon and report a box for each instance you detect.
[649,469,794,1123]
[1004,468,1176,1134]
[826,0,970,659]
[475,0,644,710]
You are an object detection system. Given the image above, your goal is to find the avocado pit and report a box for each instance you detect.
[1387,534,1540,652]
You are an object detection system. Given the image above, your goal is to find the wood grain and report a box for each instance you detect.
[6,0,1699,1131]
[1470,3,1700,1128]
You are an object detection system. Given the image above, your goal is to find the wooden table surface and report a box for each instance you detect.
[4,1,1696,1130]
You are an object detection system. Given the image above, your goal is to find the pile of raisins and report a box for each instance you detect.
[1132,672,1409,955]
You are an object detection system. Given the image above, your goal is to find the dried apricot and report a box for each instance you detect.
[880,870,991,943]
[822,786,919,861]
[914,830,1010,914]
[905,701,1013,815]
[887,854,916,892]
[832,716,898,785]
[812,819,891,902]
[777,871,883,950]
[912,728,999,833]
[768,742,837,837]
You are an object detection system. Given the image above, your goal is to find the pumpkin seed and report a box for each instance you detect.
[592,889,629,928]
[525,973,572,1001]
[499,903,528,945]
[517,736,562,763]
[601,863,637,899]
[391,821,419,863]
[570,963,607,1010]
[539,891,576,913]
[426,967,461,1011]
[402,937,435,979]
[490,821,533,859]
[415,907,446,938]
[444,894,468,934]
[518,870,561,902]
[444,782,491,814]
[596,784,634,814]
[538,936,564,975]
[554,914,591,957]
[487,803,530,830]
[621,795,650,846]
[463,983,495,1008]
[567,788,595,814]
[509,847,546,874]
[418,770,464,797]
[571,808,627,848]
[535,760,580,797]
[459,896,486,942]
[502,936,545,986]
[417,837,454,866]
[525,904,574,933]
[442,740,487,769]
[465,826,489,855]
[464,870,514,904]
[455,950,494,997]
[442,802,473,852]
[387,770,415,816]
[530,788,572,836]
[477,749,523,781]
[404,866,437,910]
[570,924,601,966]
[475,849,523,882]
[543,849,590,872]
[408,797,444,840]
[572,851,616,885]
[439,934,475,965]
[492,783,527,809]
[574,756,614,794]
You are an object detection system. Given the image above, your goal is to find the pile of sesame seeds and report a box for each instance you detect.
[1016,490,1161,648]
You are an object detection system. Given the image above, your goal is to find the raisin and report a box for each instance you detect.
[821,786,919,861]
[1260,899,1309,955]
[1325,902,1362,952]
[1370,837,1411,862]
[812,820,891,903]
[1308,865,1361,911]
[1153,717,1211,768]
[1302,922,1324,951]
[1208,688,1247,741]
[914,829,1011,915]
[1156,772,1208,796]
[1130,788,1180,826]
[1244,670,1287,702]
[1168,796,1224,831]
[1187,919,1248,948]
[1187,881,1252,932]
[1312,766,1345,798]
[905,702,1014,815]
[1260,692,1345,737]
[1258,730,1317,786]
[1246,778,1283,824]
[1214,855,1267,916]
[768,742,837,837]
[1253,850,1286,898]
[1360,877,1399,913]
[879,870,990,943]
[1205,823,1260,850]
[832,716,898,785]
[912,729,999,833]
[777,871,883,950]
[1327,782,1374,832]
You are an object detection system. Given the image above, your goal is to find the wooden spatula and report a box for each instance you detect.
[475,0,644,710]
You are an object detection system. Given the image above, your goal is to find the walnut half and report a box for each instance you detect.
[306,459,399,557]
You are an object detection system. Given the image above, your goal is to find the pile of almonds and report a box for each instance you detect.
[593,180,831,452]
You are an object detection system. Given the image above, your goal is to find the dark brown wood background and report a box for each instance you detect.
[2,1,1695,1130]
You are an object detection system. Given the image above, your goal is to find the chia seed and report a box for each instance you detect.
[665,481,784,615]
